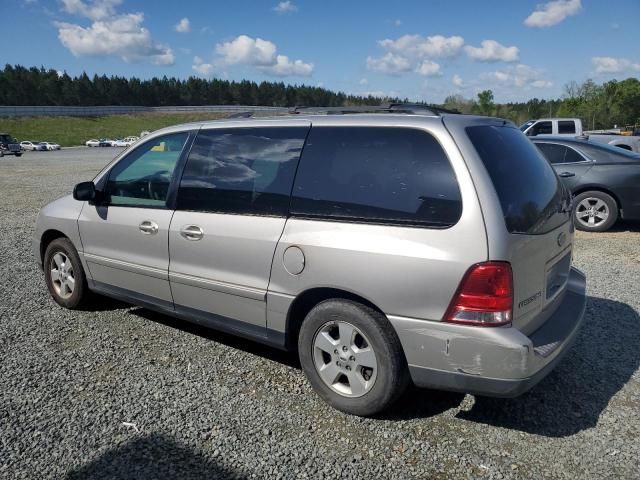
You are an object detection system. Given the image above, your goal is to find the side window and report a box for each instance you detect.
[531,121,553,136]
[536,143,584,164]
[558,121,576,134]
[177,127,308,216]
[535,143,565,164]
[290,127,462,227]
[562,146,585,163]
[106,132,188,207]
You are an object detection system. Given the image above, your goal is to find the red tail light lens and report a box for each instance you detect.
[444,262,513,326]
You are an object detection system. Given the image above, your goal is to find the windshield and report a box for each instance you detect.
[466,125,570,234]
[519,120,536,132]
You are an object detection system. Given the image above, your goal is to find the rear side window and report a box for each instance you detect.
[558,121,576,134]
[291,127,462,227]
[536,143,585,164]
[177,127,308,216]
[466,125,567,234]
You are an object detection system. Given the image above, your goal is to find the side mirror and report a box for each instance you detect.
[73,181,96,201]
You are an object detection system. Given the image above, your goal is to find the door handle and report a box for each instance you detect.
[559,172,575,178]
[180,225,204,241]
[139,220,159,235]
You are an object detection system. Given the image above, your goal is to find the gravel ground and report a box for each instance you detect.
[1,148,639,479]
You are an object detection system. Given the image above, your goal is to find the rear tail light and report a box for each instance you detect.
[444,262,513,326]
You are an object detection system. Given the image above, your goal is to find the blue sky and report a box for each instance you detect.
[6,0,640,102]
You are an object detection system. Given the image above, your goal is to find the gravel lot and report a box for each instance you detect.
[1,148,639,479]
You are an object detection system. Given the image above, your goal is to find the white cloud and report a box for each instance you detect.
[216,35,277,65]
[175,17,190,33]
[415,60,441,76]
[394,19,402,26]
[366,53,412,75]
[259,55,313,76]
[57,0,174,64]
[359,78,368,85]
[210,35,312,77]
[464,40,519,62]
[273,1,297,14]
[61,0,121,20]
[452,74,464,87]
[592,56,640,73]
[192,56,215,76]
[378,34,465,59]
[486,64,552,88]
[524,0,582,28]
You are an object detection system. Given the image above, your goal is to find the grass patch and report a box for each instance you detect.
[0,112,230,146]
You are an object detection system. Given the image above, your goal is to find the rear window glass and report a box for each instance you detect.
[558,121,576,134]
[466,125,567,234]
[291,127,462,227]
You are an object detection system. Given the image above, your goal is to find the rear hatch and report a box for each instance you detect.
[464,123,574,335]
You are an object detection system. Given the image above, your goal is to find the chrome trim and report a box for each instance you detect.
[169,271,266,301]
[82,252,167,280]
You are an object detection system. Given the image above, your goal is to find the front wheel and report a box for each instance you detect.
[43,238,89,309]
[573,191,618,232]
[298,299,409,416]
[15,153,22,157]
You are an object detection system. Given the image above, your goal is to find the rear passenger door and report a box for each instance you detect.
[168,122,309,335]
[535,142,593,191]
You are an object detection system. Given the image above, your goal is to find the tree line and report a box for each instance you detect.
[1,64,639,129]
[445,78,640,130]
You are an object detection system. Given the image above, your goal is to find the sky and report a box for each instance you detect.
[4,0,640,103]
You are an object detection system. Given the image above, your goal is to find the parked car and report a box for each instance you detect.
[85,139,100,147]
[0,133,23,157]
[33,106,586,416]
[124,136,140,144]
[39,141,61,151]
[112,139,132,147]
[533,136,640,232]
[521,118,640,152]
[99,138,115,147]
[20,141,47,151]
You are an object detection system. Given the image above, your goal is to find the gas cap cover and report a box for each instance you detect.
[283,246,305,275]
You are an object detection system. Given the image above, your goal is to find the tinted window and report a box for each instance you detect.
[558,121,576,134]
[177,127,308,216]
[106,132,188,207]
[291,127,462,227]
[466,125,568,234]
[535,143,584,164]
[531,121,552,135]
[576,142,640,163]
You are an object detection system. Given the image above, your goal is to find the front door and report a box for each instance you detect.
[78,131,190,304]
[168,123,309,334]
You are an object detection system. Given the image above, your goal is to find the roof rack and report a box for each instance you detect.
[289,103,459,116]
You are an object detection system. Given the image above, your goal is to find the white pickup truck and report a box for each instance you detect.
[520,118,640,152]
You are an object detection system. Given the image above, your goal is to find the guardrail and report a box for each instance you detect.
[0,105,289,117]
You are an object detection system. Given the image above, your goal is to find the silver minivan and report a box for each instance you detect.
[33,105,587,416]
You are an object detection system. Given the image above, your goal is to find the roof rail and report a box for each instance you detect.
[289,103,460,116]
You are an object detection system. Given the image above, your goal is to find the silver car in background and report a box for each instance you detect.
[33,105,586,416]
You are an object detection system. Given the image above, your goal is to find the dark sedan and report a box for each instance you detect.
[533,137,640,232]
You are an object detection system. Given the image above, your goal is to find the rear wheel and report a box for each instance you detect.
[298,299,409,416]
[44,238,89,309]
[573,191,618,232]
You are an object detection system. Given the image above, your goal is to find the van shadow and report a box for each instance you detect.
[386,296,639,437]
[129,307,300,369]
[65,433,240,480]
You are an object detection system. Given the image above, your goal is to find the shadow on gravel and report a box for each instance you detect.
[65,433,240,479]
[130,307,300,369]
[455,296,639,437]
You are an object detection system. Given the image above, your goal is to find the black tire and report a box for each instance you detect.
[43,238,89,309]
[298,299,409,416]
[573,190,618,232]
[15,153,22,157]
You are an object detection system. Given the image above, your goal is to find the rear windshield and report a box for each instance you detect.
[466,125,569,234]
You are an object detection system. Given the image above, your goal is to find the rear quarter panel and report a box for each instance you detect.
[267,116,488,331]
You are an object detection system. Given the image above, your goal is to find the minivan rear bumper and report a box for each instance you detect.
[389,267,586,397]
